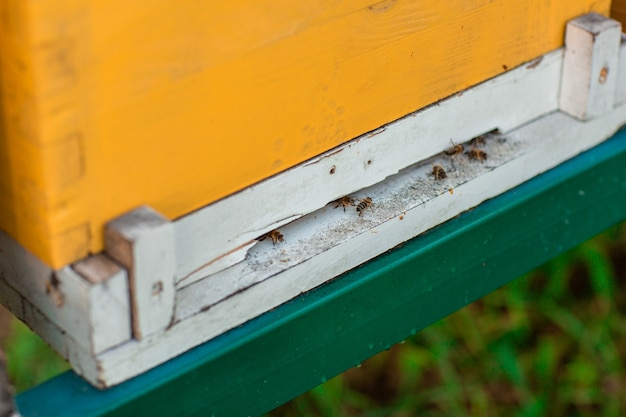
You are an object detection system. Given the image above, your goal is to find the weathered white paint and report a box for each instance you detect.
[91,103,626,388]
[175,49,564,286]
[0,232,130,354]
[2,275,92,392]
[63,255,132,353]
[181,240,257,285]
[106,206,176,339]
[560,13,621,120]
[0,270,99,382]
[22,298,100,382]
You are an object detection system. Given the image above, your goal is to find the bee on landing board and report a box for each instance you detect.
[444,141,464,156]
[469,135,487,147]
[432,164,447,180]
[333,196,356,211]
[465,148,487,162]
[258,230,284,245]
[355,197,373,216]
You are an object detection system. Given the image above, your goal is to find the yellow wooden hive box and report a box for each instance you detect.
[0,0,612,270]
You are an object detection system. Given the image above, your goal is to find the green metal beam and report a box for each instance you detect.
[17,128,626,417]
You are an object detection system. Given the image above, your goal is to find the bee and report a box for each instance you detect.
[333,196,356,211]
[444,141,464,156]
[465,148,488,162]
[355,197,373,216]
[432,165,447,180]
[258,230,284,245]
[469,135,486,147]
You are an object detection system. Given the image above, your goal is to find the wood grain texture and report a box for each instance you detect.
[0,0,610,268]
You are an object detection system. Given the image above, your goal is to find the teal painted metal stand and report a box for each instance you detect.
[17,128,626,417]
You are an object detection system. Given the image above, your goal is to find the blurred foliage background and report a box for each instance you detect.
[268,221,626,417]
[3,221,626,416]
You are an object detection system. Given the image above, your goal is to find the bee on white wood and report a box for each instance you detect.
[432,165,447,180]
[465,148,488,162]
[355,197,373,216]
[469,135,487,147]
[258,230,284,245]
[444,141,464,156]
[333,196,356,211]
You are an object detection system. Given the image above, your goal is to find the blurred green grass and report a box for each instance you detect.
[2,315,69,393]
[4,222,626,416]
[268,222,626,417]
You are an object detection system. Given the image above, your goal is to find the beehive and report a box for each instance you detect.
[2,0,626,387]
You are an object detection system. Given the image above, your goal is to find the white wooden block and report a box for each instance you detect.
[560,12,621,120]
[48,261,130,354]
[70,255,132,353]
[106,206,175,339]
[615,34,626,105]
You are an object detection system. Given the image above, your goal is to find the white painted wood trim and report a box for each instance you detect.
[174,48,564,286]
[0,273,100,384]
[22,299,100,383]
[70,255,132,353]
[106,206,176,339]
[91,103,626,388]
[560,13,621,120]
[0,232,132,354]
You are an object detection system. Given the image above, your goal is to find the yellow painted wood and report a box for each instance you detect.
[0,0,611,268]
